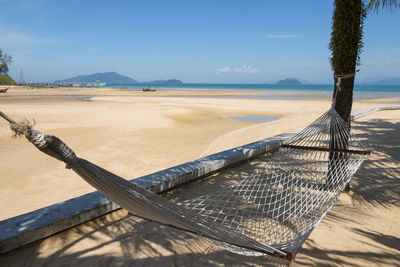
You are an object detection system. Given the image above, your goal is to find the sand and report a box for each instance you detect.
[0,86,360,220]
[0,86,399,266]
[0,86,275,219]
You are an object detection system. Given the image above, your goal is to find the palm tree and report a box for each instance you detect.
[330,0,399,126]
[329,0,366,127]
[366,0,400,12]
[328,0,398,191]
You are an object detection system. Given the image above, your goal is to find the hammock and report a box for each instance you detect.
[0,108,369,261]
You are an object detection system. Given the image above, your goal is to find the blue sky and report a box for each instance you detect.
[1,0,399,83]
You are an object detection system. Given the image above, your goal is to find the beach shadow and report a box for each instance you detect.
[294,239,399,267]
[352,228,400,252]
[0,155,289,266]
[0,210,289,266]
[349,118,400,208]
[295,116,400,266]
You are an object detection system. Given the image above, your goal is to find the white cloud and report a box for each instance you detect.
[265,34,302,39]
[216,66,231,73]
[234,64,260,74]
[217,64,261,74]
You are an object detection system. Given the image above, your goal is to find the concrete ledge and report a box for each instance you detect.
[351,105,400,120]
[1,106,399,254]
[0,131,294,254]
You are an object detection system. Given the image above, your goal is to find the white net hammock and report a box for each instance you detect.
[0,107,369,261]
[180,107,369,256]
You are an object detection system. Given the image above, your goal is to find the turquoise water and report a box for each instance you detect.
[107,83,400,101]
[107,83,400,93]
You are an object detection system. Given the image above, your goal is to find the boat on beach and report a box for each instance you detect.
[0,86,10,93]
[142,86,157,92]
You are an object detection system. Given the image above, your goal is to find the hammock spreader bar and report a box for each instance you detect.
[281,144,370,155]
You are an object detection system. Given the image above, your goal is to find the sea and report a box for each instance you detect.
[107,83,400,101]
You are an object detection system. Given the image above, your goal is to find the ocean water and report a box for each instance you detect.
[108,83,399,92]
[107,83,400,100]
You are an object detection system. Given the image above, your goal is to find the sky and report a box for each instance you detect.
[1,0,399,83]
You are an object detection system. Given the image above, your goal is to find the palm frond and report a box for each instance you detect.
[366,0,400,12]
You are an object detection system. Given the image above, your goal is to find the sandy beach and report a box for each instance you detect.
[0,86,348,219]
[0,86,399,266]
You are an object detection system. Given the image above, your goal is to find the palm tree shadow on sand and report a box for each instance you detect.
[350,119,400,207]
[295,117,400,266]
[0,156,290,266]
[0,210,289,266]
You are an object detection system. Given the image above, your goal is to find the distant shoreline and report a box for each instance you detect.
[108,82,400,93]
[4,85,400,102]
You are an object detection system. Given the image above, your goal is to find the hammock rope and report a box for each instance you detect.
[0,107,368,260]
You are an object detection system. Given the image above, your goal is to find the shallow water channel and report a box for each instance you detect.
[228,115,279,123]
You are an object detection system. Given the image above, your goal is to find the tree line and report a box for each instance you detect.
[0,48,15,85]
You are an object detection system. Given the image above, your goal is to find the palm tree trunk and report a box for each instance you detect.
[330,0,365,124]
[332,76,354,126]
[328,0,366,191]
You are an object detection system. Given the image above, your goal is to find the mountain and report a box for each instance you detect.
[57,72,184,84]
[57,72,138,84]
[276,78,301,85]
[363,78,400,85]
[145,79,183,84]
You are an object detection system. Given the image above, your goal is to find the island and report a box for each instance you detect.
[364,78,400,86]
[276,78,301,85]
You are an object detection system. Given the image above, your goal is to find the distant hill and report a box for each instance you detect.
[57,72,184,85]
[276,78,301,85]
[364,78,400,86]
[57,72,138,84]
[145,79,183,84]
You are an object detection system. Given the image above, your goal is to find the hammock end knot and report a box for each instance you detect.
[40,135,77,166]
[273,250,294,261]
[65,163,73,169]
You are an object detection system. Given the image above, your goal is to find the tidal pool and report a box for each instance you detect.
[228,115,279,123]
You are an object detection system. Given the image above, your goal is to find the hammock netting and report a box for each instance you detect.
[0,108,369,261]
[180,108,369,256]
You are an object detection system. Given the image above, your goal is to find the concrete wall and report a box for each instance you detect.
[350,105,400,120]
